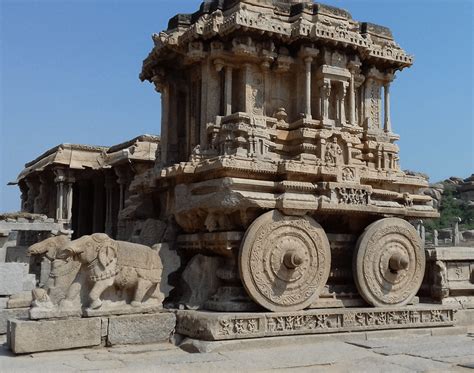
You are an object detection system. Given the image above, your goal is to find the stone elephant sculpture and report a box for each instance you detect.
[27,235,83,307]
[58,233,163,309]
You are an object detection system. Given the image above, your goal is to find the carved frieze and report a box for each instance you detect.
[176,306,456,340]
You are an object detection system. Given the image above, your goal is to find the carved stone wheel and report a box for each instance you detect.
[239,210,331,312]
[353,218,425,308]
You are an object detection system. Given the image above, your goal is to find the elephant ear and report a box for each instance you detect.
[98,244,117,268]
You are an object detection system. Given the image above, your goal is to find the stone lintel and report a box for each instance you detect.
[0,221,63,232]
[176,305,456,341]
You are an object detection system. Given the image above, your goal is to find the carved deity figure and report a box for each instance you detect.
[325,137,343,165]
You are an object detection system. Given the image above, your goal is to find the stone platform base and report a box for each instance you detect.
[455,308,474,326]
[7,312,176,354]
[176,305,456,341]
[0,308,29,334]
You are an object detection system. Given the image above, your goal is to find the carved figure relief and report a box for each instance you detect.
[27,235,81,307]
[28,234,165,317]
[58,233,163,310]
[336,187,369,205]
[251,72,264,116]
[325,137,343,165]
[341,167,355,182]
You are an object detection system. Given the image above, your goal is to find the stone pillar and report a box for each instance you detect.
[104,172,116,237]
[65,174,75,223]
[261,61,271,117]
[33,175,49,215]
[243,63,252,113]
[92,178,105,233]
[415,220,425,247]
[19,181,29,212]
[349,72,356,125]
[339,82,348,126]
[384,82,392,133]
[433,229,439,247]
[452,217,461,246]
[154,79,169,166]
[363,68,383,130]
[24,178,39,214]
[304,56,313,118]
[225,66,233,116]
[54,169,66,222]
[200,61,211,149]
[114,166,132,212]
[320,80,331,122]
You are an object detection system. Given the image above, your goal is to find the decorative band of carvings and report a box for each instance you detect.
[176,306,456,341]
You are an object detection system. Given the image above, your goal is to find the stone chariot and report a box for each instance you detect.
[137,0,439,314]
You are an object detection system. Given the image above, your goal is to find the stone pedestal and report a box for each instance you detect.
[107,312,176,346]
[176,305,456,341]
[8,318,102,354]
[425,246,474,308]
[0,308,29,334]
[7,312,176,354]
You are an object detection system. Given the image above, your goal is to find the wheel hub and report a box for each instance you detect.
[389,253,409,272]
[283,250,305,269]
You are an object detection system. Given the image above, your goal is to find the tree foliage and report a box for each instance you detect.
[425,183,474,231]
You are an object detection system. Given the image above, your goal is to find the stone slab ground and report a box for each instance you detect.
[1,328,473,372]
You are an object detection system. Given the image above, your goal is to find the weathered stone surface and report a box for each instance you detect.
[176,306,456,341]
[7,291,32,309]
[0,263,30,296]
[181,254,220,309]
[154,242,181,303]
[8,318,101,354]
[0,298,7,309]
[2,332,473,371]
[455,308,474,326]
[5,246,29,264]
[0,308,29,334]
[107,312,176,346]
[84,304,162,318]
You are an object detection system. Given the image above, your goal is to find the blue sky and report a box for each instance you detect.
[1,0,473,212]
